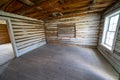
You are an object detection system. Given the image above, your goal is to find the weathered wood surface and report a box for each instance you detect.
[0,11,46,57]
[0,44,119,80]
[45,14,100,47]
[0,24,10,44]
[58,23,75,38]
[11,19,46,56]
[97,1,120,74]
[0,0,115,19]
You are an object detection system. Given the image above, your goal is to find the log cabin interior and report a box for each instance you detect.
[0,0,120,80]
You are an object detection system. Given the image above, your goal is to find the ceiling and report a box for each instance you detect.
[0,0,117,20]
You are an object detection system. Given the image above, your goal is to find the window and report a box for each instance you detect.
[57,23,75,38]
[102,11,120,50]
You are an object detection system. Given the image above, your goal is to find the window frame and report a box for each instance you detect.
[57,23,76,38]
[0,16,18,57]
[101,9,120,52]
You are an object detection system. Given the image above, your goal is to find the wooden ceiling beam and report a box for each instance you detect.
[92,2,112,8]
[59,10,101,18]
[0,0,9,6]
[21,0,94,15]
[0,0,13,11]
[58,0,65,4]
[1,0,114,20]
[42,0,89,11]
[88,0,96,10]
[34,1,113,14]
[26,12,39,17]
[60,0,90,8]
[14,0,89,15]
[62,6,88,13]
[19,0,34,6]
[33,6,105,20]
[13,0,58,14]
[0,0,23,12]
[42,4,87,14]
[63,8,105,16]
[63,11,101,19]
[102,0,118,13]
[61,1,111,13]
[39,2,109,15]
[34,14,49,20]
[24,10,37,16]
[44,11,101,20]
[38,8,104,20]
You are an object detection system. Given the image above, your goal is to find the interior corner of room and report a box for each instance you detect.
[0,0,120,80]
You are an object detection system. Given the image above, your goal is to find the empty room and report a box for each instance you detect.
[0,0,120,80]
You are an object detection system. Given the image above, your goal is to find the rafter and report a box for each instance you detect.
[0,0,115,20]
[13,0,58,14]
[102,0,118,13]
[63,8,105,16]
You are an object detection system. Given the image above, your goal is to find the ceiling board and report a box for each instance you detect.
[0,0,116,20]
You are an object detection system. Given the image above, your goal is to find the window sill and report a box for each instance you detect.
[100,43,113,54]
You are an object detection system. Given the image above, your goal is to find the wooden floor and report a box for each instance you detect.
[0,44,119,80]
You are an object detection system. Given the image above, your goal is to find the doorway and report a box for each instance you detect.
[0,19,15,66]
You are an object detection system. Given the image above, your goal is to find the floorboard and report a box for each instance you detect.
[0,44,119,80]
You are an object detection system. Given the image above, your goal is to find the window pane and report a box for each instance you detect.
[102,12,120,50]
[114,15,119,24]
[109,24,114,31]
[109,14,119,31]
[109,24,118,31]
[105,32,115,46]
[110,17,114,25]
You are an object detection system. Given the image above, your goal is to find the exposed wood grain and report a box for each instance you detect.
[0,11,46,57]
[0,24,10,44]
[58,23,75,38]
[11,19,46,56]
[0,0,115,19]
[45,14,100,46]
[19,0,34,6]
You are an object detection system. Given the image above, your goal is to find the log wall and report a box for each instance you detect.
[0,11,46,57]
[0,24,10,44]
[97,2,120,73]
[45,14,100,47]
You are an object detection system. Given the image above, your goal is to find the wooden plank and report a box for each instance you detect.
[0,11,46,57]
[17,39,45,50]
[0,10,39,21]
[0,24,10,44]
[15,36,45,43]
[45,14,100,46]
[14,31,44,35]
[16,38,45,47]
[14,34,45,39]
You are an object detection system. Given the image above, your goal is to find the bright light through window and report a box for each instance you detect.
[102,11,120,50]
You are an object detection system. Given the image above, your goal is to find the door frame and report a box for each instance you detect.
[0,16,18,57]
